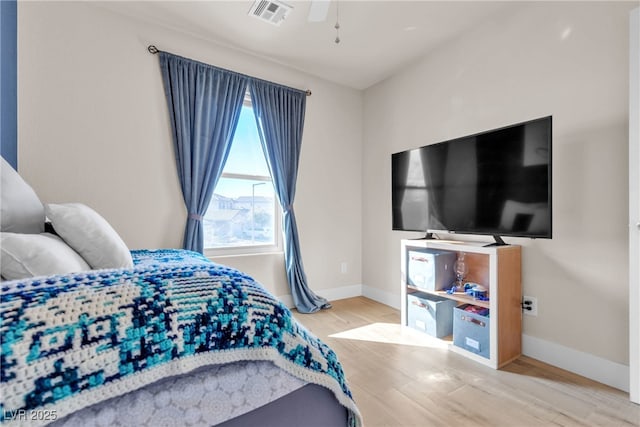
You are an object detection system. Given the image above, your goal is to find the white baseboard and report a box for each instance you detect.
[361,285,401,310]
[277,284,363,309]
[323,284,364,302]
[522,334,630,392]
[277,294,295,309]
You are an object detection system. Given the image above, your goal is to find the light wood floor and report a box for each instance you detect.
[293,297,639,427]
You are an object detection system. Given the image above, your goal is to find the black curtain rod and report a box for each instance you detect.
[147,45,312,97]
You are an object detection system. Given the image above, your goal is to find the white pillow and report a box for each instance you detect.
[1,156,45,234]
[0,232,91,280]
[45,203,133,270]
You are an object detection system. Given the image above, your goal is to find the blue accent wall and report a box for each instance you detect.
[1,0,18,168]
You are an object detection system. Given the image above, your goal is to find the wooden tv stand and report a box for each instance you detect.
[400,239,522,369]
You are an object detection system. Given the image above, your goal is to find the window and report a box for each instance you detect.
[203,95,280,253]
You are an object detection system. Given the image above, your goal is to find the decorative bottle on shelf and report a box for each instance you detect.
[453,252,468,291]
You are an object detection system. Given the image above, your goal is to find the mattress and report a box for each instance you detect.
[48,360,308,426]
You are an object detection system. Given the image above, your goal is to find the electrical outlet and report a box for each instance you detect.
[522,296,538,316]
[340,262,348,274]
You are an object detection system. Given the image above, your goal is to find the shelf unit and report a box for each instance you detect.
[400,239,522,369]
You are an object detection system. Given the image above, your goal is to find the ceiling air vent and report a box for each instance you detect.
[249,0,293,26]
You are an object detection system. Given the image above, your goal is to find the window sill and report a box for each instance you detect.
[204,245,283,259]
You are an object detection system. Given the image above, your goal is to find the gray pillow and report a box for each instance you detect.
[0,232,91,280]
[1,157,45,234]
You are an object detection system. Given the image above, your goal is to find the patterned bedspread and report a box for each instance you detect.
[0,250,361,426]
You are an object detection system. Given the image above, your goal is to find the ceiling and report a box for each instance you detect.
[100,1,523,90]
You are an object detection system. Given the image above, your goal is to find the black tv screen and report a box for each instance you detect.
[391,116,552,239]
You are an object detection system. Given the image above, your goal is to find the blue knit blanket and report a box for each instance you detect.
[0,250,361,426]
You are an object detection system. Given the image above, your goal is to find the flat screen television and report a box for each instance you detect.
[391,116,552,244]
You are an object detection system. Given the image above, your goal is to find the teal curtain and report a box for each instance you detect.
[249,80,330,314]
[159,52,248,253]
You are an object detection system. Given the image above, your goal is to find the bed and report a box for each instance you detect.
[0,157,362,427]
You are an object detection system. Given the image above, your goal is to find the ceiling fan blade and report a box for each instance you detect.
[308,0,331,22]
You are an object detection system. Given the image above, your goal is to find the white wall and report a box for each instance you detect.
[363,0,633,381]
[17,1,363,299]
[628,6,640,404]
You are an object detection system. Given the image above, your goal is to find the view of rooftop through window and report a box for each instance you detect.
[203,101,278,250]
